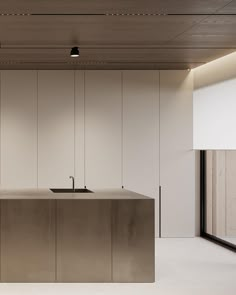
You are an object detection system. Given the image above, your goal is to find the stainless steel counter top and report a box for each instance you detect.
[0,188,151,200]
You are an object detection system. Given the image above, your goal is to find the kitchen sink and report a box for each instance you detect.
[50,188,94,193]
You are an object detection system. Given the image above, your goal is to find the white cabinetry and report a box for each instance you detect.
[0,70,37,188]
[160,70,195,237]
[84,71,122,189]
[0,70,196,236]
[37,71,75,188]
[123,70,160,236]
[75,70,85,188]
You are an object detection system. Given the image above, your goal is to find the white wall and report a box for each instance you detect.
[193,51,236,150]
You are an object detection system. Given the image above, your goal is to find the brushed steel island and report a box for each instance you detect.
[0,189,154,283]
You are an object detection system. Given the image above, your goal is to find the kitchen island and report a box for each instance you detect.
[0,189,154,283]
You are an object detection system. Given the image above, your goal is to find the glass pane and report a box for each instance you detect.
[205,150,236,246]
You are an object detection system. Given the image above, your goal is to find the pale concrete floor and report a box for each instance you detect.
[0,238,235,295]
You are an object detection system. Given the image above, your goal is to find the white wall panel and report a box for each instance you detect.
[85,71,122,189]
[38,71,74,188]
[0,70,37,188]
[123,70,159,236]
[193,51,236,150]
[160,70,195,237]
[194,80,236,150]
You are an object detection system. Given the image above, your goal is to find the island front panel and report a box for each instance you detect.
[0,196,154,283]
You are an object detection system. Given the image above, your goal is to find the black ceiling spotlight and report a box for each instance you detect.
[70,46,79,57]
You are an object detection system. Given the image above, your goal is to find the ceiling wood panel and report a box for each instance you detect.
[173,15,236,46]
[218,1,236,13]
[0,48,233,61]
[0,15,205,45]
[0,0,232,14]
[0,48,233,70]
[0,1,235,69]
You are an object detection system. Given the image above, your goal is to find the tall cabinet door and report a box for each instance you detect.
[38,71,75,188]
[85,71,122,189]
[122,70,159,237]
[160,70,195,237]
[0,70,37,188]
[75,70,85,188]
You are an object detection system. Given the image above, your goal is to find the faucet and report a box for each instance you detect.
[69,176,75,192]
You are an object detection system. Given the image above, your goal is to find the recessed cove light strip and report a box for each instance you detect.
[0,13,31,16]
[105,13,167,16]
[1,12,236,17]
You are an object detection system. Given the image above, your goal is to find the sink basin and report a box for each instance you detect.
[50,188,94,193]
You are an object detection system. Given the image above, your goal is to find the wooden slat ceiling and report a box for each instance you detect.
[0,0,235,69]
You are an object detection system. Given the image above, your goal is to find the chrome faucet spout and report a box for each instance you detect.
[69,176,75,192]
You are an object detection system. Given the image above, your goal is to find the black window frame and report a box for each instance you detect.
[200,150,236,252]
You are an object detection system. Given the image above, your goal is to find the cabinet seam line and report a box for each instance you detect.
[36,71,39,188]
[84,71,86,187]
[159,71,161,238]
[121,71,124,188]
[74,70,76,182]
